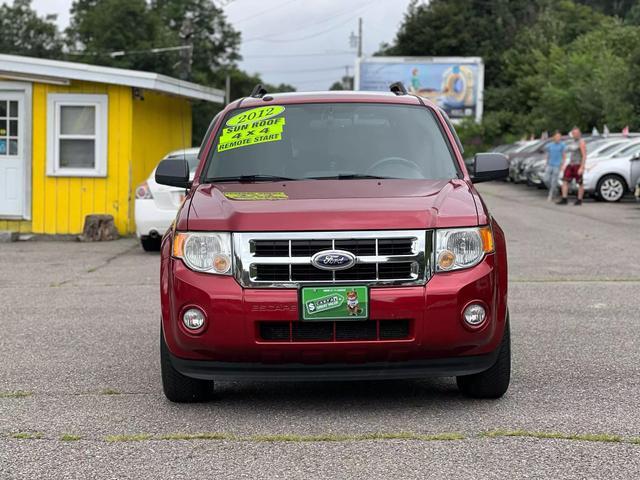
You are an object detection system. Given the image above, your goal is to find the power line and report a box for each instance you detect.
[66,45,191,58]
[232,0,300,24]
[257,65,348,74]
[244,0,375,42]
[242,51,354,59]
[244,13,360,43]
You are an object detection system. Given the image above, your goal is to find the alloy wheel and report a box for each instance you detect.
[599,177,625,202]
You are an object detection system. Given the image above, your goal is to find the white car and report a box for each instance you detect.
[583,141,640,202]
[135,148,199,251]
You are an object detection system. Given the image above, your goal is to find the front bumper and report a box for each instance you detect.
[161,249,508,377]
[135,199,176,238]
[168,348,500,381]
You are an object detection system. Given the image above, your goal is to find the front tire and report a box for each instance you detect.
[457,320,511,399]
[141,236,161,252]
[161,329,213,403]
[596,174,627,202]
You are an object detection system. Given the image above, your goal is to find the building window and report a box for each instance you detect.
[47,94,108,177]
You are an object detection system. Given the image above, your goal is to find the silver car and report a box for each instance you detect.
[582,141,640,201]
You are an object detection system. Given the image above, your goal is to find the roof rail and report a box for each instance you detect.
[389,82,408,96]
[250,84,268,98]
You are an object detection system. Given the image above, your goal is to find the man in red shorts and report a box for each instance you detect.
[557,127,587,205]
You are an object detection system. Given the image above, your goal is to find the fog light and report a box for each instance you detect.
[463,304,486,327]
[182,308,205,330]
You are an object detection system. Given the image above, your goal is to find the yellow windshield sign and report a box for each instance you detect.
[224,192,289,201]
[218,106,286,152]
[226,106,285,126]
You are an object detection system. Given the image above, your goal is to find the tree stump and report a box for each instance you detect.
[80,214,119,241]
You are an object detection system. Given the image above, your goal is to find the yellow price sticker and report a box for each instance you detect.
[226,105,285,126]
[224,192,289,201]
[218,116,286,152]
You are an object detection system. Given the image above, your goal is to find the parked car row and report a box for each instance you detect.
[494,135,640,202]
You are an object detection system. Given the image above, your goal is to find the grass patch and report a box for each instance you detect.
[158,433,232,441]
[98,430,635,445]
[11,432,43,440]
[248,432,464,442]
[0,391,32,398]
[100,388,120,395]
[101,431,464,443]
[105,434,152,443]
[482,429,623,443]
[60,434,81,441]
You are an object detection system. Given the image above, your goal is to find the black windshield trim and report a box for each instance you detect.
[203,174,298,183]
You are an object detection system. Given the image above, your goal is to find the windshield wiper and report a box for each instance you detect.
[306,174,395,180]
[205,174,297,183]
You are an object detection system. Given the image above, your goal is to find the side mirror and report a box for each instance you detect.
[471,152,509,183]
[632,152,640,161]
[155,159,191,188]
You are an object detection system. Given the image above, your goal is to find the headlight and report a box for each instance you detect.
[435,226,494,272]
[585,162,599,172]
[172,232,232,274]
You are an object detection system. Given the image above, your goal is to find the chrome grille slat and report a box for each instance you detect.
[233,230,432,288]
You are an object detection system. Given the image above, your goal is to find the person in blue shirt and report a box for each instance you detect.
[545,131,566,201]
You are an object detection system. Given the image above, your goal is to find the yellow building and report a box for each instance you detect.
[0,54,223,236]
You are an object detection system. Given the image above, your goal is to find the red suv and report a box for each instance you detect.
[156,85,510,403]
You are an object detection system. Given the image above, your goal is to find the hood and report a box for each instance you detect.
[184,179,479,231]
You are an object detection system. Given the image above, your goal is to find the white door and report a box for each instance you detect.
[0,92,25,217]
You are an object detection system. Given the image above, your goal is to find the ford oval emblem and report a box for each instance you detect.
[311,250,356,271]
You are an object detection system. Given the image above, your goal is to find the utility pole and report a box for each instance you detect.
[343,65,353,90]
[178,16,194,80]
[225,74,231,105]
[358,17,363,58]
[349,17,363,57]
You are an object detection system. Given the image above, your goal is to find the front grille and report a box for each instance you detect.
[253,240,289,257]
[334,239,377,256]
[378,238,413,256]
[378,263,414,279]
[259,320,411,342]
[235,230,430,288]
[291,240,332,256]
[291,265,332,281]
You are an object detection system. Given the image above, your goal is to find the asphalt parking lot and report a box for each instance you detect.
[1,182,639,479]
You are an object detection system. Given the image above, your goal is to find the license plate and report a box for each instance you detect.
[300,286,368,321]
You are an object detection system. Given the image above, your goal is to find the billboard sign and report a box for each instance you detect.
[355,56,484,122]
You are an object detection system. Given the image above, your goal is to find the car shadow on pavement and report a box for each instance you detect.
[201,378,470,408]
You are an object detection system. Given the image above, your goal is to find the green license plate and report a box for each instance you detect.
[300,286,368,321]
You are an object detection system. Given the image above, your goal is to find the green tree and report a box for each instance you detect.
[379,0,539,88]
[0,0,63,58]
[625,2,640,24]
[151,0,241,84]
[575,0,638,17]
[66,0,246,142]
[496,0,613,129]
[328,75,353,90]
[65,0,172,73]
[191,68,295,145]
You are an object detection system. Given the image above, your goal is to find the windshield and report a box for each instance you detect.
[204,103,459,181]
[596,141,625,155]
[613,142,640,157]
[522,140,545,153]
[167,153,199,173]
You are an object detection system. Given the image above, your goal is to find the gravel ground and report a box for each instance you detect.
[1,182,639,479]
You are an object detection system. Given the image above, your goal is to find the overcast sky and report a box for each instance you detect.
[31,0,413,91]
